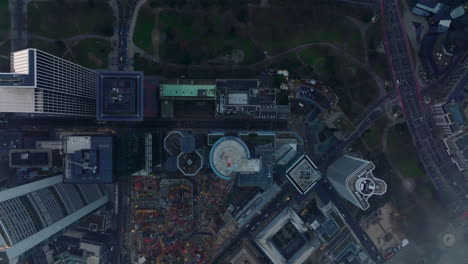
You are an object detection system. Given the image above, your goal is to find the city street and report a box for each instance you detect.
[381,0,468,214]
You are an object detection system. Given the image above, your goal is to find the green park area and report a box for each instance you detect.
[27,1,114,38]
[387,124,426,179]
[71,39,111,69]
[133,7,156,55]
[0,40,9,72]
[158,10,260,64]
[366,21,391,80]
[251,6,363,59]
[297,49,327,74]
[0,0,10,31]
[133,53,162,75]
[293,47,379,119]
[361,117,388,150]
[0,40,10,56]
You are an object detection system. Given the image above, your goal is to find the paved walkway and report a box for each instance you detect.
[151,8,161,62]
[9,0,30,51]
[126,0,148,71]
[109,0,120,70]
[346,16,370,65]
[28,33,111,43]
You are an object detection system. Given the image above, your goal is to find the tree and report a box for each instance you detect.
[236,7,249,23]
[181,53,192,65]
[100,25,114,36]
[54,40,66,49]
[228,26,237,37]
[87,0,95,8]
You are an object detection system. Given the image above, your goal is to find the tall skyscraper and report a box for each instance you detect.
[327,155,387,210]
[0,49,97,117]
[0,175,108,264]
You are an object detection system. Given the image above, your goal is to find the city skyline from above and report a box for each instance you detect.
[0,0,467,264]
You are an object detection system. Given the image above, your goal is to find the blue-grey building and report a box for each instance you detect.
[62,135,114,184]
[0,175,108,264]
[327,155,387,210]
[96,71,144,121]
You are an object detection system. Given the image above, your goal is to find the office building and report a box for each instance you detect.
[62,135,114,184]
[327,155,387,210]
[0,49,97,117]
[63,132,156,183]
[159,80,216,119]
[432,101,467,136]
[164,131,204,176]
[222,238,264,264]
[215,79,289,119]
[0,175,108,264]
[9,149,60,169]
[285,155,321,195]
[443,128,468,171]
[254,207,321,264]
[234,184,281,228]
[54,228,111,264]
[96,71,144,121]
[209,136,261,181]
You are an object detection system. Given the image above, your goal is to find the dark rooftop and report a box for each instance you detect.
[63,136,114,183]
[0,131,23,155]
[237,144,273,188]
[9,149,51,168]
[177,151,203,176]
[180,135,195,153]
[322,217,339,237]
[97,71,144,121]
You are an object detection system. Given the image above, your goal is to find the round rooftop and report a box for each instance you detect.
[355,178,376,196]
[209,136,250,180]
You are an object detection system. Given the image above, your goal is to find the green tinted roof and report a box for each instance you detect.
[448,103,467,127]
[161,84,216,97]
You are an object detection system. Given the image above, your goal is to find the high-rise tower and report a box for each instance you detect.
[0,49,97,117]
[327,155,387,210]
[0,175,108,264]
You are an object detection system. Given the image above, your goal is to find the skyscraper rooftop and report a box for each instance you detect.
[285,155,321,194]
[62,135,114,184]
[327,155,387,210]
[0,49,97,117]
[255,207,321,264]
[96,71,144,121]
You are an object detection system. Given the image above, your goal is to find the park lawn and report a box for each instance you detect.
[387,124,426,179]
[361,117,388,150]
[27,1,114,38]
[297,49,326,74]
[0,0,10,31]
[0,39,10,56]
[363,127,380,149]
[349,79,379,107]
[72,38,111,69]
[134,53,162,75]
[251,7,363,59]
[0,39,8,71]
[133,7,156,55]
[159,10,260,64]
[366,21,391,80]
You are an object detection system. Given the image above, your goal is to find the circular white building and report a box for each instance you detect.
[209,137,260,180]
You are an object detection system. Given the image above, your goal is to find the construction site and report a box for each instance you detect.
[128,172,240,264]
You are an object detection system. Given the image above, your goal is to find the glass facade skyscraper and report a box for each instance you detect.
[0,175,108,264]
[0,49,97,117]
